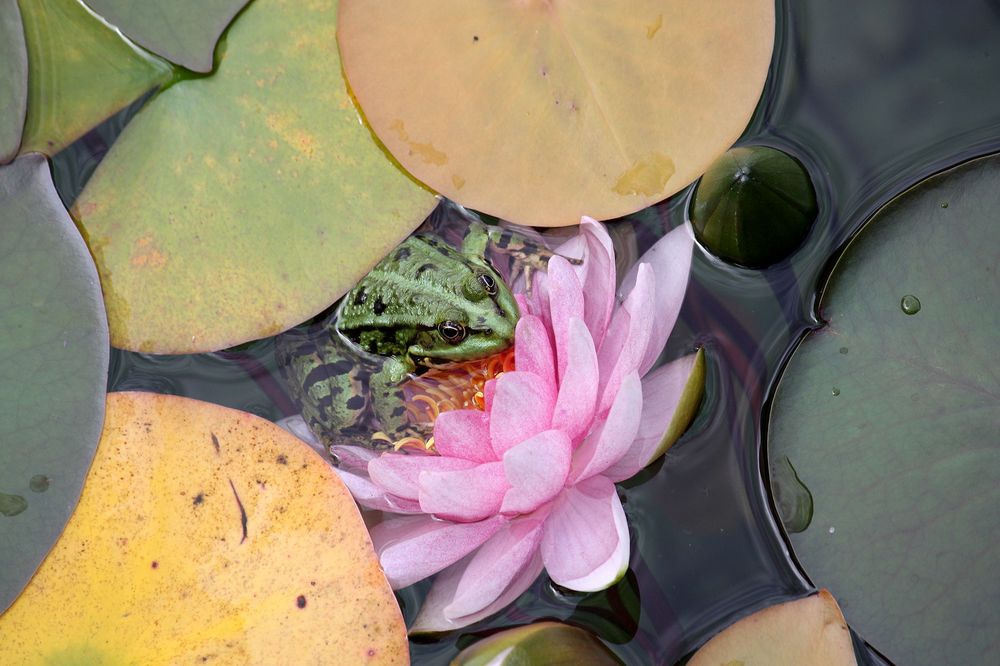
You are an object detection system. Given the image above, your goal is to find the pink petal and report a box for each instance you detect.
[528,270,551,331]
[419,461,509,522]
[574,217,617,349]
[514,293,532,317]
[333,467,423,514]
[604,352,700,482]
[489,371,555,457]
[445,517,545,617]
[551,317,599,443]
[545,256,585,382]
[371,515,504,589]
[569,371,643,483]
[540,476,629,589]
[597,263,654,415]
[368,453,476,501]
[433,410,496,463]
[514,315,556,392]
[410,551,544,634]
[482,378,497,412]
[500,429,572,515]
[619,223,694,375]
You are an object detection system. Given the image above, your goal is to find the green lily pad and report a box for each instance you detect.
[0,0,27,163]
[0,154,109,613]
[17,0,172,156]
[453,622,623,666]
[767,154,1000,665]
[73,0,437,354]
[85,0,252,73]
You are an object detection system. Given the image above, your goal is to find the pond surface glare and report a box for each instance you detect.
[50,0,1000,663]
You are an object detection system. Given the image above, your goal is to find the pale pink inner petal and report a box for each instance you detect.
[574,217,617,348]
[419,461,509,522]
[445,517,545,617]
[528,269,551,332]
[552,488,630,592]
[597,263,654,415]
[433,410,496,463]
[545,256,585,381]
[371,515,505,589]
[410,551,545,634]
[500,429,572,515]
[604,353,699,482]
[489,371,555,457]
[619,223,694,376]
[482,377,497,412]
[368,453,476,501]
[569,371,643,483]
[514,292,532,317]
[514,315,556,392]
[550,317,599,444]
[540,475,622,585]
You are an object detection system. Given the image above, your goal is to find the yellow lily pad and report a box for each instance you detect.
[0,392,407,665]
[337,0,774,226]
[689,590,857,666]
[74,0,437,353]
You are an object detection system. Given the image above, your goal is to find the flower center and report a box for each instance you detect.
[372,348,516,453]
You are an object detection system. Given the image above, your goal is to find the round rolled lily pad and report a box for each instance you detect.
[768,154,1000,665]
[689,146,818,268]
[0,154,108,613]
[74,0,437,353]
[85,0,252,73]
[689,590,857,665]
[338,0,774,226]
[0,0,27,163]
[0,392,407,664]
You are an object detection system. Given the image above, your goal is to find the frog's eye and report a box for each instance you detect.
[438,320,466,344]
[477,273,498,296]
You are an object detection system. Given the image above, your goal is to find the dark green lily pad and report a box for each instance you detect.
[0,0,27,163]
[85,0,251,73]
[689,146,817,268]
[0,154,109,613]
[17,0,172,156]
[768,154,1000,665]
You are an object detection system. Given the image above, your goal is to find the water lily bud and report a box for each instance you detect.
[689,146,818,268]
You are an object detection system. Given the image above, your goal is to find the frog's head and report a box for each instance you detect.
[407,254,519,363]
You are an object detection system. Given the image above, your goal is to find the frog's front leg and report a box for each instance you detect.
[369,355,427,444]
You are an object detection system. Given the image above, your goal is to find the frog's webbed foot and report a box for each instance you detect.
[368,357,428,447]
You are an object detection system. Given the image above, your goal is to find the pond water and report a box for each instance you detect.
[50,0,1000,663]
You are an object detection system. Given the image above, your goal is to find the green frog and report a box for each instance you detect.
[276,221,525,450]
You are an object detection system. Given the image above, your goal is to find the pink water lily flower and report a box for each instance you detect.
[333,217,700,632]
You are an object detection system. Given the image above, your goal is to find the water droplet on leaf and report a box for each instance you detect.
[900,294,921,315]
[29,475,50,492]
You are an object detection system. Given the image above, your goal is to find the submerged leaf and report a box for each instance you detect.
[0,392,407,664]
[689,590,857,665]
[768,154,1000,665]
[338,0,774,226]
[74,0,437,353]
[85,0,252,72]
[0,154,109,613]
[452,622,624,666]
[0,0,27,163]
[16,0,172,156]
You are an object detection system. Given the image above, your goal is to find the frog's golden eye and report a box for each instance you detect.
[477,273,498,296]
[438,320,466,343]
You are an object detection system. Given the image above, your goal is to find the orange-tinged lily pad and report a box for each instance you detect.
[74,0,437,353]
[689,590,857,666]
[338,0,774,226]
[0,392,407,665]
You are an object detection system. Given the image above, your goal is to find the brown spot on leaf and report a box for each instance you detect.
[296,595,307,609]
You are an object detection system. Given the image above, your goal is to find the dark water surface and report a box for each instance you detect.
[52,0,1000,663]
